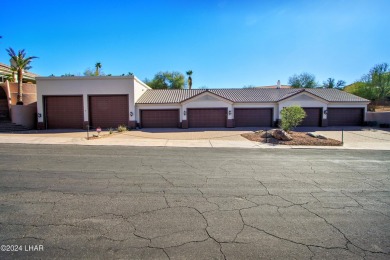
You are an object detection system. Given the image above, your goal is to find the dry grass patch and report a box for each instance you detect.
[242,131,343,146]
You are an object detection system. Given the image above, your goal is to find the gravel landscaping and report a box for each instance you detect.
[242,130,343,146]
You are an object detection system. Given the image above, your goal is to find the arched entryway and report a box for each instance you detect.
[0,87,9,120]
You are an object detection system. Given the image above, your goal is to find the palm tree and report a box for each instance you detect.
[95,62,102,76]
[186,70,193,89]
[6,48,38,105]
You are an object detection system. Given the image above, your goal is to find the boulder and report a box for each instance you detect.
[272,129,293,141]
[260,130,274,138]
[306,132,327,139]
[317,134,327,139]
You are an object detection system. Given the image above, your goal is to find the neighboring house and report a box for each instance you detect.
[0,62,39,122]
[257,85,292,89]
[0,62,39,83]
[36,76,369,130]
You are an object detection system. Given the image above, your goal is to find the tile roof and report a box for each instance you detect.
[136,88,369,104]
[304,88,369,102]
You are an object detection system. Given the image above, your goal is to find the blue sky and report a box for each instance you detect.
[1,0,389,88]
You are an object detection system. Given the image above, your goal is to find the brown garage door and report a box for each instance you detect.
[298,108,322,127]
[188,108,226,128]
[328,108,364,126]
[89,95,129,128]
[234,108,273,127]
[45,96,83,129]
[141,110,179,128]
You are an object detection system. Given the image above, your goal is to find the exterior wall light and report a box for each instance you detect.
[130,112,133,117]
[184,110,186,116]
[37,113,42,118]
[228,110,232,115]
[323,109,328,115]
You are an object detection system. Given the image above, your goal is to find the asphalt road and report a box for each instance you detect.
[0,144,389,260]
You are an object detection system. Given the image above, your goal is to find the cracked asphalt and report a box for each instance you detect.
[0,144,389,259]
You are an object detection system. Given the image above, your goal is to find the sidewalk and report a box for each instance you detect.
[0,128,389,150]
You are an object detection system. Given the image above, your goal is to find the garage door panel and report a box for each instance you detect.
[299,108,322,127]
[188,108,226,128]
[89,95,128,128]
[46,96,83,129]
[234,108,272,127]
[328,108,364,126]
[141,110,179,128]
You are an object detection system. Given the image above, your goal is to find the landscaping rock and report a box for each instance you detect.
[272,129,293,141]
[260,131,273,138]
[306,132,327,139]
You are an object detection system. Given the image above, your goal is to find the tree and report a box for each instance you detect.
[6,48,38,105]
[95,62,102,76]
[186,70,193,89]
[322,78,346,89]
[345,63,390,101]
[83,68,95,76]
[280,106,306,131]
[364,63,390,101]
[288,72,317,88]
[145,71,185,89]
[121,72,133,76]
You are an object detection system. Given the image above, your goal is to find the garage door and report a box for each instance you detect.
[89,95,129,129]
[188,108,226,128]
[45,96,83,129]
[328,108,364,126]
[141,110,179,128]
[234,108,273,127]
[299,108,322,127]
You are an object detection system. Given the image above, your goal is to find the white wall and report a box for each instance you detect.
[36,77,136,123]
[133,77,151,121]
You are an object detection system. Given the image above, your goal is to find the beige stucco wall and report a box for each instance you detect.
[36,76,139,123]
[11,104,37,128]
[366,111,390,124]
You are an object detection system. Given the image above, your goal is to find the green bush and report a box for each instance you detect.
[117,124,128,132]
[280,106,306,131]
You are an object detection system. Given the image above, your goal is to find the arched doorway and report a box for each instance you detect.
[0,87,9,120]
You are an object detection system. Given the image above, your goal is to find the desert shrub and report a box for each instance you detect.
[117,124,128,132]
[280,106,306,132]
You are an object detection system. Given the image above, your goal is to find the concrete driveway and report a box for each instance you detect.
[0,127,389,149]
[0,144,389,259]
